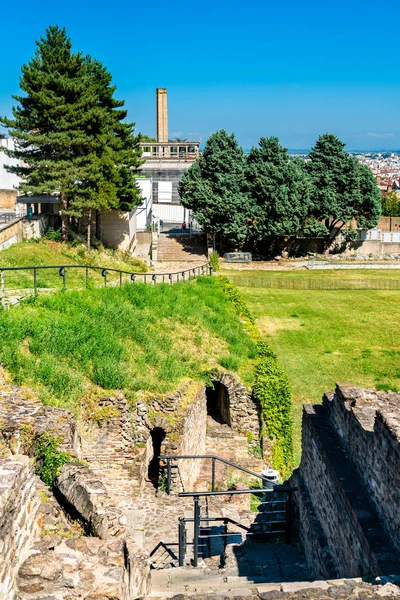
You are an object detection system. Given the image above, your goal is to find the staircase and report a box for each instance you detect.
[309,405,400,575]
[157,233,207,261]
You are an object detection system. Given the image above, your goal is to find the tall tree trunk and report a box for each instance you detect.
[95,209,100,240]
[60,192,69,242]
[87,208,92,253]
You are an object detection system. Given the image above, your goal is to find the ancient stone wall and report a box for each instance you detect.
[293,404,381,578]
[0,375,81,458]
[0,456,41,600]
[290,470,338,580]
[172,382,207,492]
[324,384,400,557]
[213,372,260,435]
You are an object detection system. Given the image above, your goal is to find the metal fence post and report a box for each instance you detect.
[167,459,172,495]
[223,518,228,553]
[178,518,186,566]
[211,458,216,492]
[285,492,292,544]
[1,271,4,294]
[86,267,89,288]
[152,274,156,285]
[33,268,37,295]
[119,272,122,287]
[102,269,107,286]
[193,496,201,567]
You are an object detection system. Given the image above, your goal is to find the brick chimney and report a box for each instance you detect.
[156,88,168,143]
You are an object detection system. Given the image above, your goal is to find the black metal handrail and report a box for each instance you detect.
[0,213,17,225]
[0,262,212,296]
[159,454,266,495]
[176,487,297,567]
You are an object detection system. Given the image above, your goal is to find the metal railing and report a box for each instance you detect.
[177,487,296,567]
[0,262,212,297]
[228,275,400,290]
[159,454,266,495]
[0,213,17,226]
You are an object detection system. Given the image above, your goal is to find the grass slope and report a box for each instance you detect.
[0,239,147,290]
[226,269,400,462]
[0,278,257,414]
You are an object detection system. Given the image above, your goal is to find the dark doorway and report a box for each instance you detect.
[148,427,166,488]
[206,382,231,426]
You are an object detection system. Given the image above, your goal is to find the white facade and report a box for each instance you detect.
[135,178,152,231]
[0,138,20,190]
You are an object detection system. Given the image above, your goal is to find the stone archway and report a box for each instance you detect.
[206,382,231,426]
[148,427,166,488]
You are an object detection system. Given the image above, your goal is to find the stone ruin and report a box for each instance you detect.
[1,363,400,599]
[290,383,400,580]
[0,368,262,599]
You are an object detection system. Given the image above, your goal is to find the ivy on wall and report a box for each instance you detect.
[217,276,294,476]
[253,341,294,476]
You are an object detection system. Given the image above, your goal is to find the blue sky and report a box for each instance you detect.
[1,0,399,150]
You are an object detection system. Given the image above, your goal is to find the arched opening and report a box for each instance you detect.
[206,382,231,426]
[148,427,166,488]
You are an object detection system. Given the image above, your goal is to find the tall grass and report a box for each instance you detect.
[0,278,257,412]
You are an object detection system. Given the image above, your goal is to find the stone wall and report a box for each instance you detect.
[171,382,207,492]
[213,371,260,436]
[55,463,130,538]
[0,455,42,600]
[293,404,381,579]
[290,470,338,580]
[324,384,400,557]
[0,375,81,458]
[0,217,23,250]
[0,188,16,209]
[17,537,150,600]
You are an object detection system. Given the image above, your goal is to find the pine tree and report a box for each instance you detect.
[306,134,381,241]
[179,130,253,249]
[246,137,310,240]
[0,26,143,249]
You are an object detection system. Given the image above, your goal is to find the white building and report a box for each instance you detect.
[0,136,20,209]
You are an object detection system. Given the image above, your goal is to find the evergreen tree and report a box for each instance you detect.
[246,137,310,240]
[306,134,381,240]
[179,130,252,249]
[0,26,142,249]
[381,191,400,217]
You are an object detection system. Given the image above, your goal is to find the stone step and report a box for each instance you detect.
[309,406,400,576]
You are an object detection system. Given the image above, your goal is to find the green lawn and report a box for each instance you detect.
[225,269,400,461]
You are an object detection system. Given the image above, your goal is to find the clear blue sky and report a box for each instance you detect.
[1,0,399,150]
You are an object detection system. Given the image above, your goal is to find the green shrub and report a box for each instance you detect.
[34,433,72,488]
[44,228,62,242]
[209,251,220,272]
[216,276,254,324]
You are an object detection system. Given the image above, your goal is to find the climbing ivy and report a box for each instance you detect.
[216,276,254,324]
[34,433,72,488]
[253,341,294,476]
[218,278,294,477]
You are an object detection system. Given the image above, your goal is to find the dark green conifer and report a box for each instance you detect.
[1,25,143,249]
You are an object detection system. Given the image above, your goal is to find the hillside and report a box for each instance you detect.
[0,278,257,415]
[0,238,147,271]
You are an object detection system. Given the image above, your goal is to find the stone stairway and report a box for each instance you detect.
[157,233,207,261]
[309,405,400,575]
